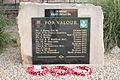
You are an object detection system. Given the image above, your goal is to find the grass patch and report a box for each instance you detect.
[91,0,120,51]
[0,13,12,50]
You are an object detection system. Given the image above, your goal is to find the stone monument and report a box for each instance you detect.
[17,2,104,65]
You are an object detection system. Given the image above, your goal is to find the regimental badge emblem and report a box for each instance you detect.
[80,20,88,28]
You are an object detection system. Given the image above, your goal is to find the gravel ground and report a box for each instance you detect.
[0,47,120,80]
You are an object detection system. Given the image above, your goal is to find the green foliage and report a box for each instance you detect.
[91,0,120,51]
[0,14,11,49]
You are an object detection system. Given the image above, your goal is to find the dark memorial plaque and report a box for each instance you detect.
[32,17,90,64]
[45,9,78,17]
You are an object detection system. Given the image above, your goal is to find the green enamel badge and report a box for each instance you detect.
[80,20,88,28]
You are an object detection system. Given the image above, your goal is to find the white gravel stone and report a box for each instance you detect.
[111,46,120,54]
